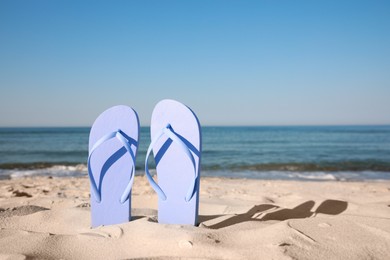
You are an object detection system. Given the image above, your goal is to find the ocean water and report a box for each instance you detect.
[0,126,389,181]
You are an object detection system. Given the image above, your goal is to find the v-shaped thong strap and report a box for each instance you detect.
[88,129,136,204]
[144,124,198,202]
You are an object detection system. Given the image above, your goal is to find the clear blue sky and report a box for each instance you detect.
[1,0,389,126]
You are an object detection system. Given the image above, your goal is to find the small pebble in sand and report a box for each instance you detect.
[178,240,193,249]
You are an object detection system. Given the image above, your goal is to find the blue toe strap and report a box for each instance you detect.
[145,124,198,202]
[88,129,136,204]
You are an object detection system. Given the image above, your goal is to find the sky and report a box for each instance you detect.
[0,0,389,127]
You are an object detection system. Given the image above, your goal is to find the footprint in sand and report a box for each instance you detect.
[0,205,49,217]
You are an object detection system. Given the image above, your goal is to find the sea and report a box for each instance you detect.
[0,126,390,181]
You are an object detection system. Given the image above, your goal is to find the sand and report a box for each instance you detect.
[0,176,389,259]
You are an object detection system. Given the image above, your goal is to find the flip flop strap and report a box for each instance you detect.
[88,130,136,204]
[145,124,198,202]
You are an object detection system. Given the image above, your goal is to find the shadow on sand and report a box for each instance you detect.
[199,199,348,229]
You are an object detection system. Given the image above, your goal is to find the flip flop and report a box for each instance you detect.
[145,99,201,225]
[88,105,139,227]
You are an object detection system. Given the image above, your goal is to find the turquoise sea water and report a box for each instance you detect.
[0,126,389,180]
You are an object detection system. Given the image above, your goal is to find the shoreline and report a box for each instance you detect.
[2,168,390,182]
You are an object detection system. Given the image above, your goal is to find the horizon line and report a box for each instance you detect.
[1,124,390,128]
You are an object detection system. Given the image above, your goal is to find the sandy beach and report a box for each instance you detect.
[0,176,389,259]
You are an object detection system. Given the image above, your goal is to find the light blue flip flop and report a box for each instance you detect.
[88,105,139,227]
[145,99,201,225]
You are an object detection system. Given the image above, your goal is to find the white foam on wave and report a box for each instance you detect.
[4,164,88,178]
[287,172,338,181]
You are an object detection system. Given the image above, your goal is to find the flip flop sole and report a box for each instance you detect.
[89,105,139,227]
[151,99,201,225]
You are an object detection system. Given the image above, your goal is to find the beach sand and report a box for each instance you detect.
[0,176,389,259]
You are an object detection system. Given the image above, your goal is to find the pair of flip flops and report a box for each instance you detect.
[88,99,201,227]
